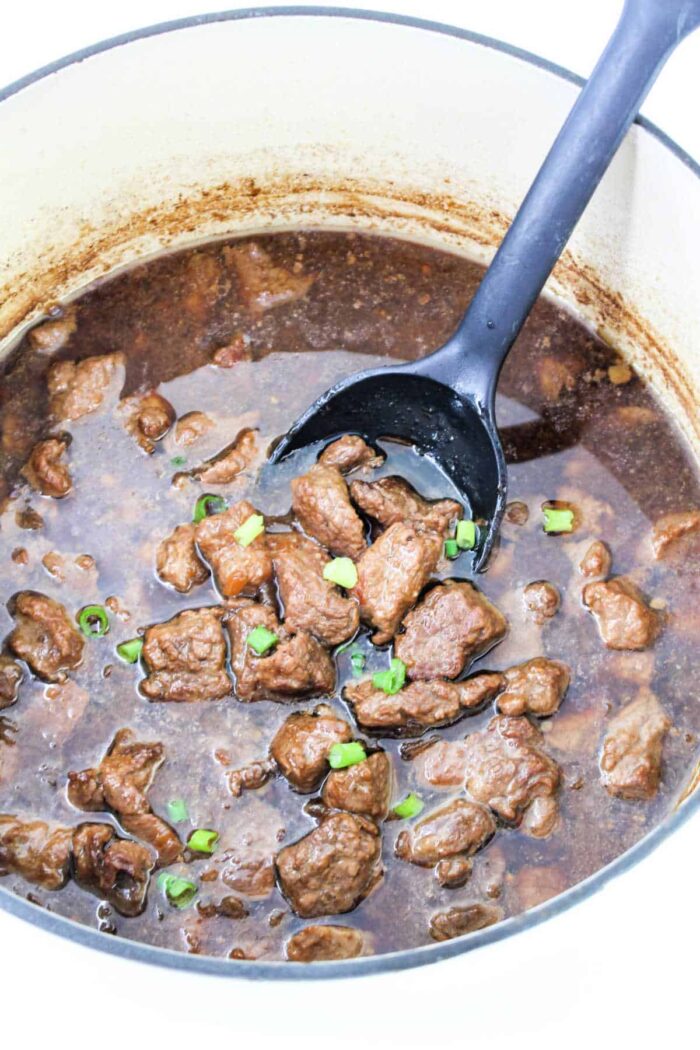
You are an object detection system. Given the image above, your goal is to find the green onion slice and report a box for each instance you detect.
[543,506,575,534]
[77,605,109,638]
[246,625,279,656]
[233,513,265,547]
[372,657,407,695]
[170,455,187,467]
[167,799,189,823]
[158,872,197,909]
[393,793,424,819]
[187,828,219,854]
[116,638,143,663]
[322,557,358,589]
[328,741,367,769]
[350,649,366,677]
[456,519,477,550]
[444,539,459,559]
[193,493,227,524]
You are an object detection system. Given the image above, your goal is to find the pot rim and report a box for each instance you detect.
[0,5,698,981]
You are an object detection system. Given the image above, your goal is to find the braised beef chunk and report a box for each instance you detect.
[417,740,472,788]
[72,823,153,917]
[0,656,23,709]
[0,815,72,890]
[276,811,382,918]
[48,352,125,422]
[268,532,359,646]
[349,476,461,535]
[7,591,84,682]
[651,510,700,559]
[292,464,367,560]
[322,752,392,820]
[355,523,443,644]
[523,580,560,623]
[141,607,230,702]
[286,924,365,962]
[583,576,661,650]
[429,903,503,942]
[196,500,272,598]
[21,437,72,498]
[270,704,352,792]
[174,410,214,447]
[396,799,495,868]
[121,391,175,452]
[227,601,335,703]
[156,523,209,593]
[600,691,671,800]
[497,658,570,717]
[394,582,507,679]
[462,715,560,833]
[194,429,260,485]
[226,241,314,313]
[28,308,76,353]
[345,673,504,734]
[318,435,384,473]
[227,758,277,797]
[579,540,612,578]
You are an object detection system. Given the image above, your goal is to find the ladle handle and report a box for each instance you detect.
[423,0,700,405]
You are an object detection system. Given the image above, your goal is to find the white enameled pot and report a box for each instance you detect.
[0,7,698,982]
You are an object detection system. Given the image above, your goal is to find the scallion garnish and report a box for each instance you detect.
[372,657,406,695]
[77,605,109,638]
[193,493,227,524]
[171,455,187,467]
[543,506,575,534]
[116,638,143,663]
[247,625,279,655]
[322,557,358,589]
[167,799,189,823]
[393,793,424,819]
[444,539,459,559]
[158,872,197,909]
[328,741,367,769]
[187,828,219,854]
[456,519,477,550]
[350,649,366,677]
[234,513,265,547]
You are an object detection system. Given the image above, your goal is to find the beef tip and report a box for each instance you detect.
[520,795,560,838]
[156,523,209,593]
[522,581,560,624]
[226,241,314,314]
[429,903,503,942]
[141,607,230,702]
[48,352,125,422]
[196,500,272,598]
[194,429,260,485]
[219,799,283,898]
[174,410,215,447]
[345,673,504,735]
[8,591,84,682]
[28,308,77,353]
[227,758,277,797]
[583,576,661,650]
[118,813,182,865]
[276,811,382,918]
[121,391,175,453]
[462,715,560,829]
[394,581,507,679]
[350,475,461,536]
[0,656,23,710]
[435,855,474,889]
[417,740,471,789]
[286,924,365,962]
[72,823,154,917]
[227,600,335,703]
[497,658,570,717]
[651,510,700,559]
[21,437,72,498]
[355,523,443,644]
[600,691,671,800]
[292,464,366,560]
[396,799,495,868]
[322,751,392,819]
[579,540,612,578]
[269,532,359,646]
[0,814,72,890]
[197,895,249,920]
[270,704,352,792]
[318,435,384,473]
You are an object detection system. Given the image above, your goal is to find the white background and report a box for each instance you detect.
[1,3,698,1047]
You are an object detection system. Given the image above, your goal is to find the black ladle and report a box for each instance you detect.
[270,0,700,569]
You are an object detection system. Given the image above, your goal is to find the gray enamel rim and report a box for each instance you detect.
[1,6,698,981]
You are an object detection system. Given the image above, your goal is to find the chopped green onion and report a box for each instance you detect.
[187,828,219,854]
[328,741,367,769]
[234,513,265,547]
[247,625,279,655]
[372,657,407,695]
[393,793,424,819]
[456,519,477,550]
[543,506,575,534]
[322,557,358,589]
[170,455,187,467]
[116,638,143,663]
[158,872,197,909]
[167,799,189,823]
[444,539,459,559]
[350,649,366,677]
[77,605,109,638]
[193,493,227,524]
